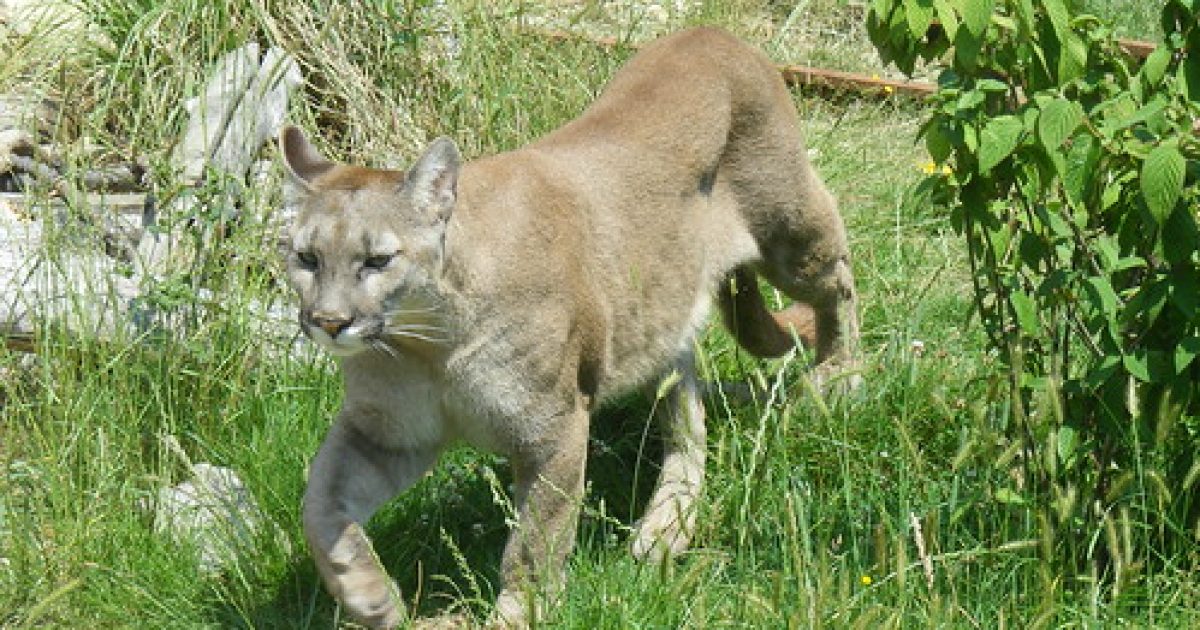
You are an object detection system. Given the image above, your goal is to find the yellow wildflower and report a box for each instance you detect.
[870,74,895,95]
[860,574,873,586]
[920,162,954,176]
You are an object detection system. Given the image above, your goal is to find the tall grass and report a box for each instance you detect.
[1,1,1197,627]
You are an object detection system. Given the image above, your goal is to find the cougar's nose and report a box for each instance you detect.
[312,313,353,338]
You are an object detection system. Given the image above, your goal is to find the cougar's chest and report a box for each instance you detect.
[340,353,447,451]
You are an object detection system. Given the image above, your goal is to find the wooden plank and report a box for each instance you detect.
[778,64,935,96]
[1118,38,1157,59]
[3,332,34,353]
[534,26,1158,98]
[533,28,935,98]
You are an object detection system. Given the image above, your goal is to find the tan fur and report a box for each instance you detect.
[280,27,859,628]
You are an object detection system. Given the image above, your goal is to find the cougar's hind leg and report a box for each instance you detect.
[719,83,860,389]
[304,419,439,629]
[631,346,707,563]
[756,180,861,392]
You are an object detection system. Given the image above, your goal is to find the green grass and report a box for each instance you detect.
[2,1,1198,628]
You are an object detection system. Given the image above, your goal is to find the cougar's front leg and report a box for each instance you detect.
[304,419,438,629]
[491,405,589,628]
[631,347,706,563]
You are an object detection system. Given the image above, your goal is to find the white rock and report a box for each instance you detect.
[152,463,274,574]
[171,44,301,187]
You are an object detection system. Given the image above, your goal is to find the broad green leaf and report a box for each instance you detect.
[1141,140,1186,224]
[1123,351,1151,382]
[1098,93,1139,133]
[1095,233,1147,272]
[957,88,987,110]
[933,0,960,40]
[1037,98,1083,152]
[1094,234,1120,270]
[1116,97,1168,131]
[1173,345,1196,377]
[1013,0,1036,34]
[962,124,979,153]
[1043,0,1071,39]
[1009,290,1039,334]
[1083,355,1122,389]
[1146,349,1183,382]
[978,115,1025,172]
[987,219,1012,259]
[1163,204,1200,264]
[1183,32,1200,101]
[1140,46,1172,88]
[954,27,983,72]
[1084,275,1120,315]
[1124,280,1170,331]
[1101,180,1122,210]
[1169,265,1199,317]
[1062,133,1098,206]
[1178,337,1200,372]
[960,0,993,37]
[887,13,921,75]
[1022,105,1041,132]
[1110,256,1147,272]
[925,122,954,163]
[1057,425,1078,466]
[1037,203,1072,238]
[1017,156,1048,199]
[904,0,936,38]
[977,78,1009,92]
[1058,31,1088,84]
[1018,230,1048,266]
[1161,0,1200,37]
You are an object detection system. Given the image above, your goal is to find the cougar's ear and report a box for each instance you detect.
[279,125,334,192]
[403,136,461,221]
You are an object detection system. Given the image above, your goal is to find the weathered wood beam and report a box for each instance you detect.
[778,63,935,96]
[532,26,1160,99]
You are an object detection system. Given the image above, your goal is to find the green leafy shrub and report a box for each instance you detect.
[868,0,1199,588]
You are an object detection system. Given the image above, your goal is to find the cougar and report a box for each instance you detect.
[279,26,859,628]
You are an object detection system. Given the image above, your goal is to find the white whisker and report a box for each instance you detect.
[371,339,402,360]
[385,329,450,344]
[385,323,447,333]
[383,305,440,316]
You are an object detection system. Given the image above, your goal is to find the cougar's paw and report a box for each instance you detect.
[340,577,405,629]
[487,590,533,630]
[809,360,863,399]
[322,522,407,628]
[630,509,694,564]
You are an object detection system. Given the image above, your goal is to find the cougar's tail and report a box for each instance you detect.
[716,268,817,358]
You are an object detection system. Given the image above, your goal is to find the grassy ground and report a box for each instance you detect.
[2,1,1197,628]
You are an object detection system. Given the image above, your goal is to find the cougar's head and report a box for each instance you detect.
[279,126,460,357]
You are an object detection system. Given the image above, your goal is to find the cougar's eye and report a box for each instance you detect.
[296,251,318,269]
[363,254,393,271]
